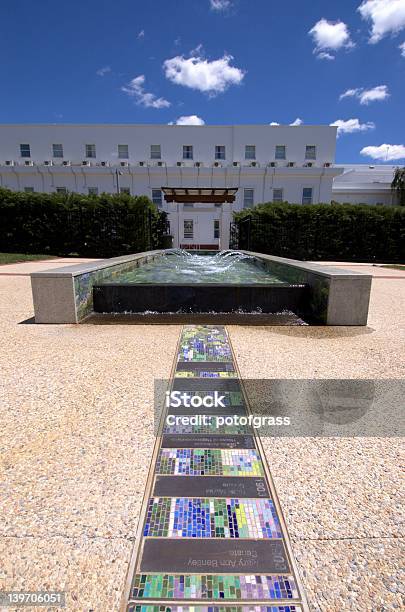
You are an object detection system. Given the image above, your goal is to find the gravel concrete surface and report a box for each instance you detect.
[0,259,403,611]
[0,261,181,611]
[228,266,405,611]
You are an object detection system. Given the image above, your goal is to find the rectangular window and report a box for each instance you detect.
[243,188,254,208]
[56,187,67,194]
[302,187,313,204]
[214,219,220,239]
[52,144,63,158]
[184,219,194,238]
[273,188,284,203]
[245,145,256,160]
[305,145,316,160]
[183,145,193,160]
[85,144,96,158]
[118,144,129,159]
[215,145,226,160]
[152,188,162,207]
[88,187,98,196]
[275,145,286,160]
[20,144,31,158]
[120,187,130,195]
[24,187,34,193]
[150,144,161,159]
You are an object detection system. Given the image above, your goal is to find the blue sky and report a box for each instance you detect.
[1,0,404,163]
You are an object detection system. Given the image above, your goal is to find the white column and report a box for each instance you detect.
[219,203,232,250]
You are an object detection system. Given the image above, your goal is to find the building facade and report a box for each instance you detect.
[0,123,344,248]
[332,164,397,206]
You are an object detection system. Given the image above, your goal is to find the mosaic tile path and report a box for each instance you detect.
[155,450,264,476]
[128,606,302,612]
[163,421,251,435]
[124,326,307,611]
[131,575,299,601]
[143,498,282,539]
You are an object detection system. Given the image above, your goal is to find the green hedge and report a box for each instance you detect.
[233,203,405,262]
[0,188,169,258]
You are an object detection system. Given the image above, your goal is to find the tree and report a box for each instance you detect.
[391,167,405,206]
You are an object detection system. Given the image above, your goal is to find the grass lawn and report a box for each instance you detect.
[0,253,58,265]
[381,264,405,271]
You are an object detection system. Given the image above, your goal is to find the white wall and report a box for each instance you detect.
[0,123,343,247]
[0,123,337,166]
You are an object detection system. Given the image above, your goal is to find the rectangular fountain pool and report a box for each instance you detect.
[30,249,372,324]
[92,250,309,316]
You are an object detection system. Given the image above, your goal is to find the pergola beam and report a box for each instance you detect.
[162,187,238,204]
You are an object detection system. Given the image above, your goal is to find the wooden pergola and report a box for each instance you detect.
[162,187,238,204]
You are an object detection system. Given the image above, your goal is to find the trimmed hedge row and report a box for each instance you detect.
[233,203,405,262]
[0,188,169,258]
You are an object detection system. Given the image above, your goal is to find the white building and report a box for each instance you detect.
[332,164,397,206]
[0,123,376,248]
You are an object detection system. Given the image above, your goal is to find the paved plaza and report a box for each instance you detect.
[0,259,403,611]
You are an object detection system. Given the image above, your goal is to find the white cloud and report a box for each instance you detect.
[339,84,390,104]
[171,115,205,125]
[290,117,303,126]
[358,0,405,43]
[269,122,280,126]
[360,143,405,160]
[400,41,405,55]
[137,29,145,39]
[121,75,171,109]
[210,0,231,10]
[317,51,335,60]
[163,52,245,95]
[96,66,111,76]
[309,18,354,59]
[331,118,376,136]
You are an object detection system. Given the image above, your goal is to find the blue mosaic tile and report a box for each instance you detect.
[143,498,282,539]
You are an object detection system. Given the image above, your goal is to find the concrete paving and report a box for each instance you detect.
[0,258,403,611]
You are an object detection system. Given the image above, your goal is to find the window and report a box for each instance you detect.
[150,144,161,159]
[305,145,316,160]
[120,187,130,195]
[24,187,34,193]
[56,187,67,194]
[52,144,63,158]
[273,188,284,203]
[88,187,98,196]
[20,144,31,158]
[214,219,220,239]
[85,144,96,158]
[184,219,194,238]
[152,188,162,207]
[183,203,194,209]
[275,145,286,160]
[243,188,254,208]
[118,144,129,159]
[215,145,226,160]
[302,187,313,204]
[183,145,193,160]
[245,145,256,160]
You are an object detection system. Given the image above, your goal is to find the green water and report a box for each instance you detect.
[103,250,286,284]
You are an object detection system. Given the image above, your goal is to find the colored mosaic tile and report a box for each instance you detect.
[131,574,299,601]
[128,606,302,612]
[163,422,251,435]
[175,371,237,378]
[179,326,233,362]
[155,449,264,476]
[143,498,282,538]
